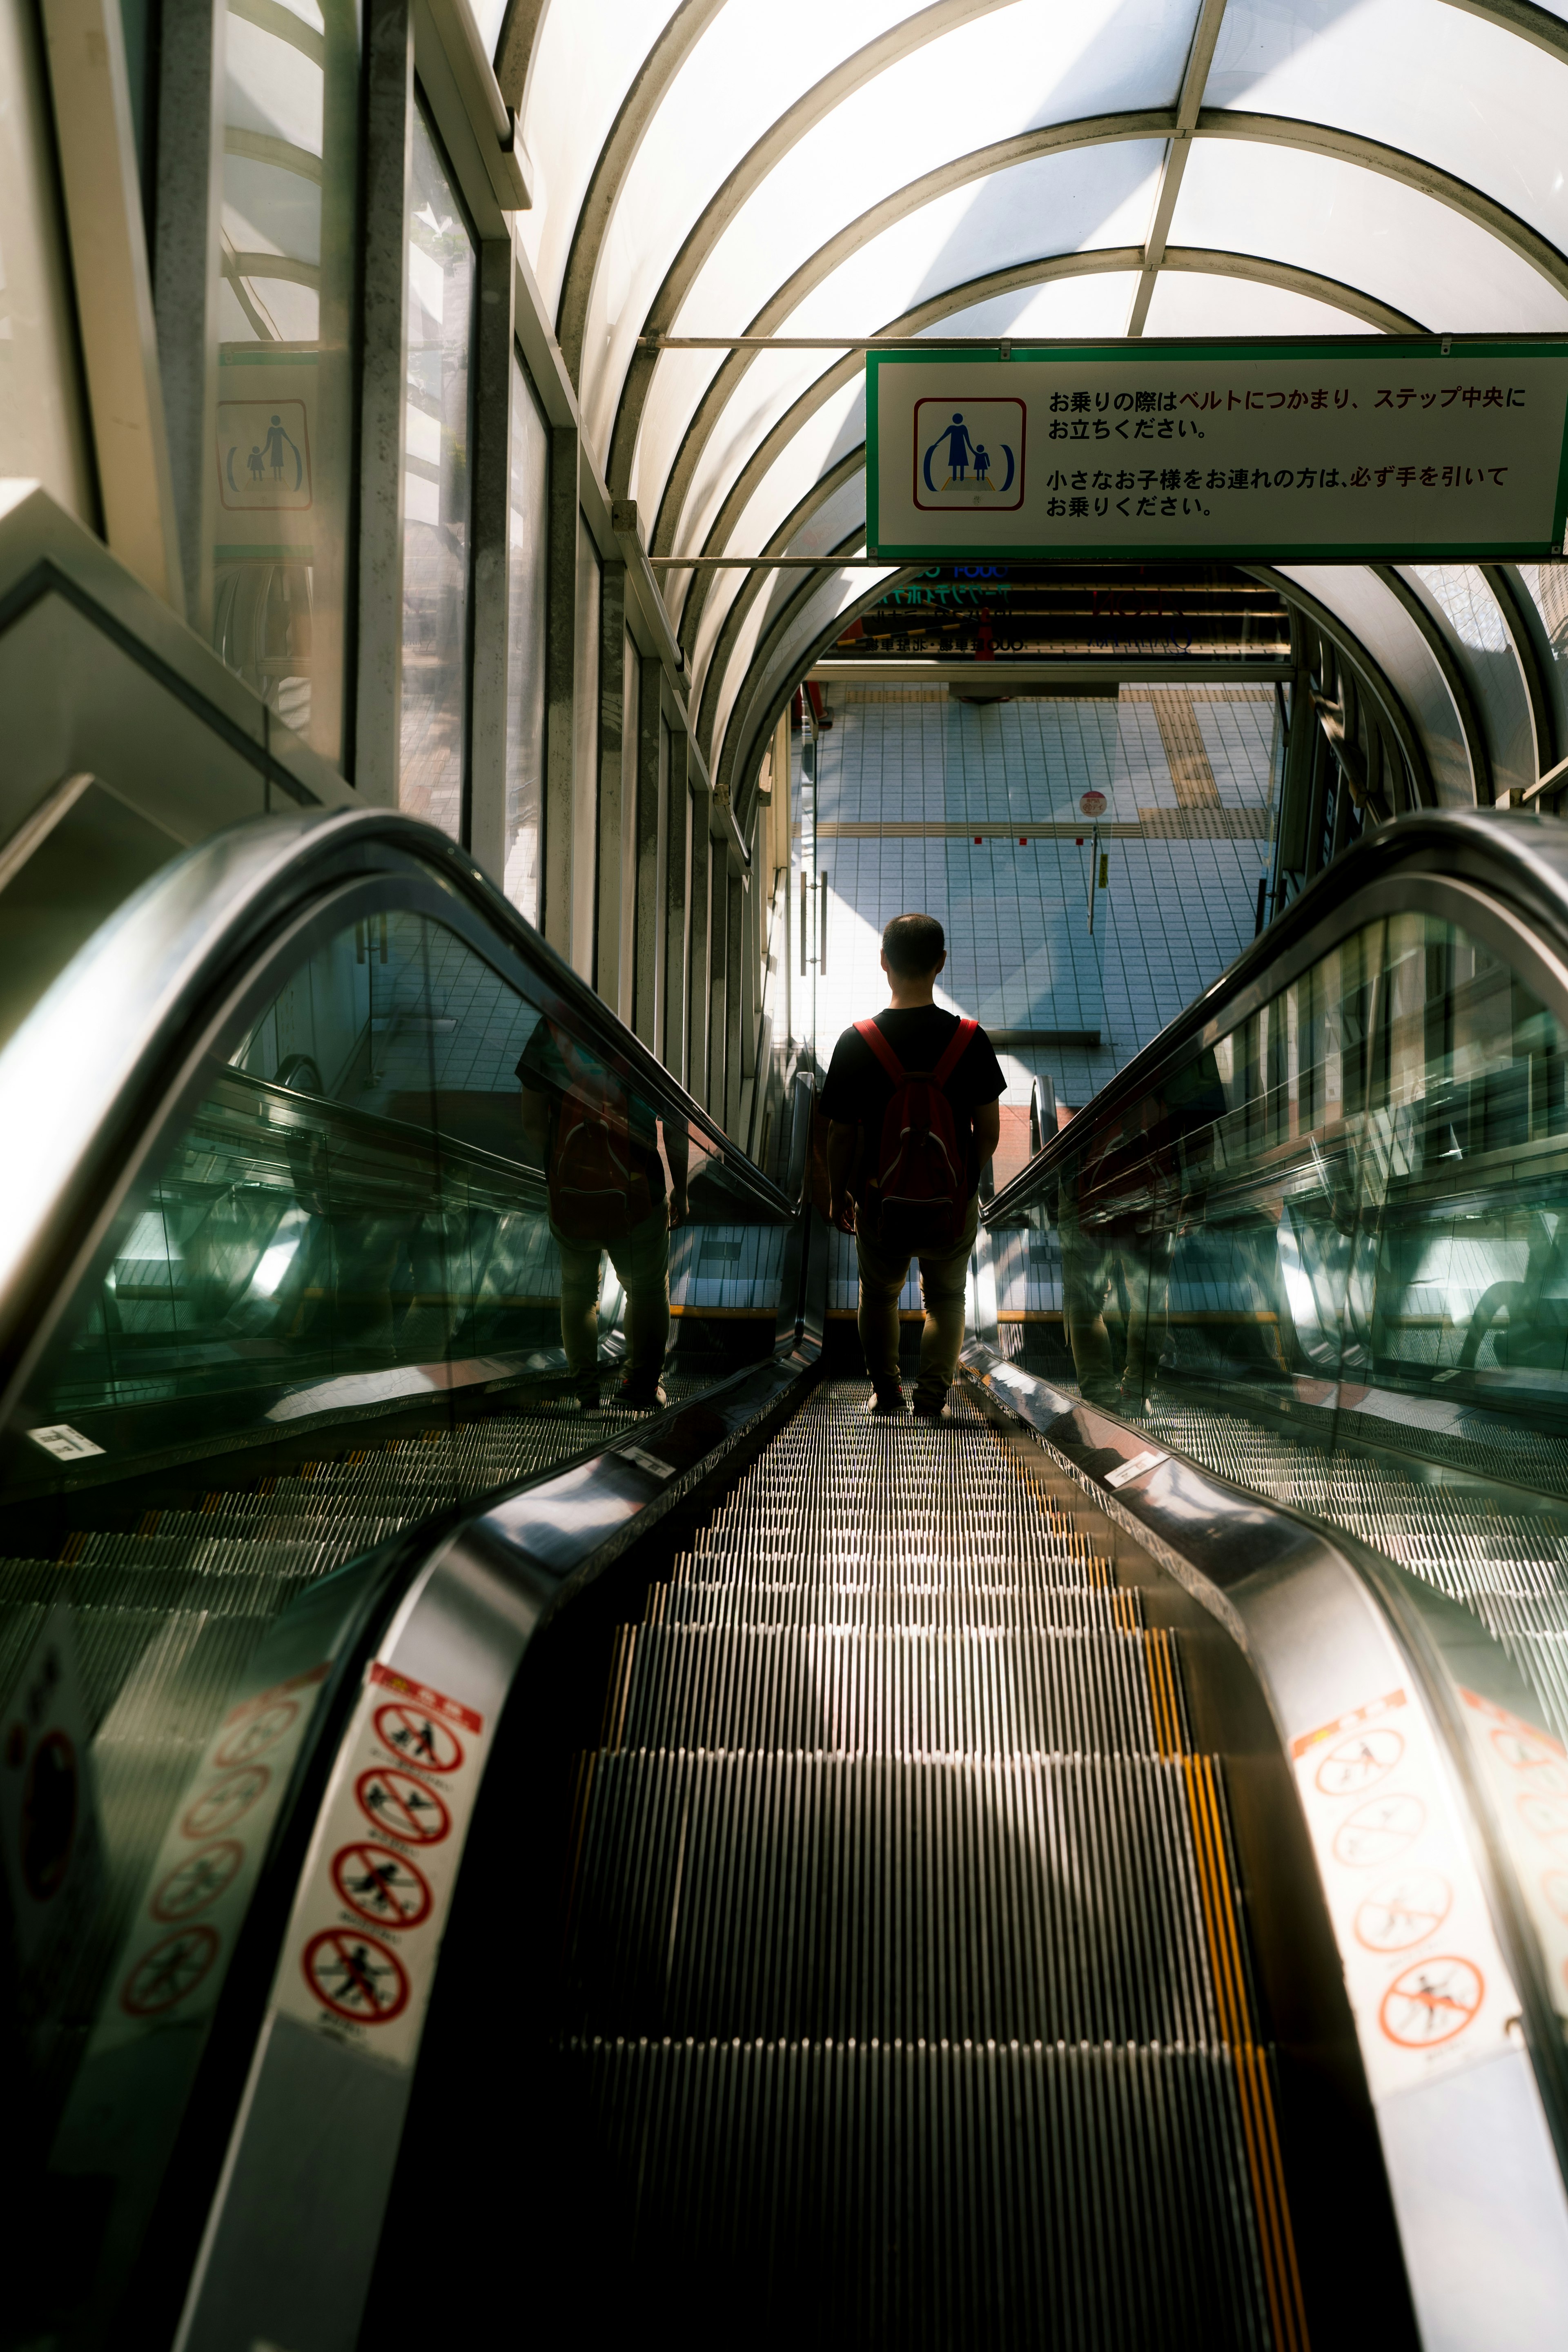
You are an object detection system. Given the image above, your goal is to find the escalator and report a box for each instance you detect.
[4,804,1568,2349]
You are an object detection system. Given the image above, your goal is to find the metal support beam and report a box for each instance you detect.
[594,565,630,1009]
[724,871,746,1138]
[633,651,663,1047]
[151,0,224,628]
[664,728,691,1085]
[41,0,185,613]
[687,782,713,1110]
[541,421,579,956]
[1129,0,1229,336]
[350,0,413,802]
[468,238,516,882]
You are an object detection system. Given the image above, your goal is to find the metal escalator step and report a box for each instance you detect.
[564,1749,1216,2050]
[606,1625,1160,1757]
[557,2033,1271,2352]
[651,1583,1135,1631]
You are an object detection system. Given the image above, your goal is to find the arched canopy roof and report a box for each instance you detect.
[487,0,1568,822]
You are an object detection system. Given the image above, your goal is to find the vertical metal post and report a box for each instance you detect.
[687,788,712,1104]
[151,0,224,630]
[724,871,746,1136]
[1087,826,1099,934]
[350,0,412,803]
[633,652,662,1047]
[467,239,515,881]
[664,731,690,1085]
[818,872,828,976]
[800,868,808,976]
[541,422,579,956]
[595,597,630,1014]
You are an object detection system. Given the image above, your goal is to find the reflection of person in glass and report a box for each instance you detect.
[517,1022,688,1411]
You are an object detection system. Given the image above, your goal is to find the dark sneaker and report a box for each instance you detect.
[617,1376,668,1413]
[863,1387,908,1417]
[571,1374,600,1411]
[912,1390,948,1424]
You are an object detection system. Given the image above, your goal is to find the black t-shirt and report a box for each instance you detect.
[820,1008,1006,1197]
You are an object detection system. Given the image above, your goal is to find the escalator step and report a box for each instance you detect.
[565,1750,1216,2049]
[605,1626,1160,1756]
[557,2034,1271,2352]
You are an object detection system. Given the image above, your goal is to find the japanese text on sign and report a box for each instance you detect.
[867,343,1568,562]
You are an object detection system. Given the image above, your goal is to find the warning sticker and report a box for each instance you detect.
[1292,1683,1515,2099]
[1456,1687,1568,2032]
[90,1662,328,2057]
[0,1605,103,2063]
[272,1659,492,2066]
[331,1842,433,1929]
[301,1928,409,2024]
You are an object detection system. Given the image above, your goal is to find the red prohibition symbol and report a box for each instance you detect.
[1332,1792,1425,1869]
[373,1702,463,1773]
[302,1928,410,2024]
[1379,1955,1485,2049]
[1315,1727,1404,1798]
[152,1840,244,1922]
[1354,1869,1452,1954]
[354,1766,451,1846]
[182,1765,270,1840]
[120,1925,220,2017]
[332,1841,433,1929]
[214,1699,299,1769]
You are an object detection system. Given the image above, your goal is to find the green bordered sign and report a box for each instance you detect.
[864,340,1568,564]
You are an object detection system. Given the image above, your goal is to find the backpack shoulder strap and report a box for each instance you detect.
[932,1016,978,1088]
[855,1017,906,1086]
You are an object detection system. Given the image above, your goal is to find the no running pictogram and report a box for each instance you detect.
[1354,1868,1452,1953]
[152,1840,244,1922]
[301,1928,410,2024]
[214,1699,299,1768]
[120,1925,220,2017]
[355,1766,451,1846]
[374,1702,463,1773]
[1332,1791,1425,1869]
[182,1765,270,1839]
[332,1840,433,1929]
[1379,1955,1484,2049]
[1315,1726,1403,1797]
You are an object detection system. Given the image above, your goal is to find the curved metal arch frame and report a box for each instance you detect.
[590,0,1568,516]
[689,248,1423,778]
[1374,563,1494,803]
[694,455,869,756]
[601,0,1027,490]
[714,539,893,817]
[1241,562,1437,807]
[554,0,729,380]
[1483,560,1560,773]
[645,109,1568,586]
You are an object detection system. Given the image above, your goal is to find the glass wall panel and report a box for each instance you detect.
[0,0,93,518]
[0,878,790,2342]
[1402,564,1536,802]
[400,100,476,842]
[504,352,548,923]
[992,900,1568,2060]
[212,0,359,762]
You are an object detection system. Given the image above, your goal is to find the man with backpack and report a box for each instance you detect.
[822,912,1004,1421]
[517,1020,688,1412]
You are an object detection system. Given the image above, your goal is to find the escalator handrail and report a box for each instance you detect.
[0,807,792,1402]
[983,805,1568,1225]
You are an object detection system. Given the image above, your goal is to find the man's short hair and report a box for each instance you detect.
[882,911,946,976]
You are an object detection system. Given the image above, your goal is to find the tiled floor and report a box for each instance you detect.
[800,686,1277,1109]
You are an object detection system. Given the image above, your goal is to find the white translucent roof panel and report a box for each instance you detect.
[1277,563,1475,804]
[654,143,1166,550]
[1400,562,1537,796]
[578,0,948,452]
[1142,267,1381,337]
[1206,0,1568,261]
[1169,136,1568,332]
[583,0,1197,459]
[722,568,893,790]
[516,0,659,307]
[468,0,506,60]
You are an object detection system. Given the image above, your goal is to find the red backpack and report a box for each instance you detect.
[854,1016,978,1251]
[547,1032,653,1242]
